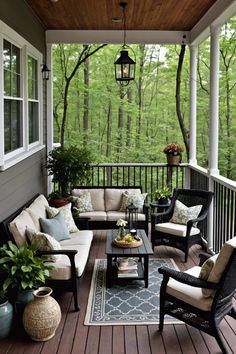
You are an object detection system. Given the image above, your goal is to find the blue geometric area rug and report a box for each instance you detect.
[84,258,180,325]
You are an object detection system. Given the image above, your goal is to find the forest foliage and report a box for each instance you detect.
[52,18,236,180]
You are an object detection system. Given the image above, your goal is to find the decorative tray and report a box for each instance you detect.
[113,234,143,248]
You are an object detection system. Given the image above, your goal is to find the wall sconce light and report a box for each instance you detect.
[42,64,50,80]
[114,2,136,86]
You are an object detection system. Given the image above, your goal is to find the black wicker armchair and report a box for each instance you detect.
[158,237,236,354]
[151,188,214,262]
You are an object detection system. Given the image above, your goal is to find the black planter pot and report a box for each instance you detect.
[158,198,169,205]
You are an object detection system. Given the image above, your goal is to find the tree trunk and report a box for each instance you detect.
[126,87,132,147]
[116,87,124,158]
[83,46,89,147]
[136,44,145,148]
[106,99,112,158]
[176,44,189,158]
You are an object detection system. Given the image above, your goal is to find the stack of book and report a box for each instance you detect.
[116,258,138,278]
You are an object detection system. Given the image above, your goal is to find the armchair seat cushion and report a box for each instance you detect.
[47,243,91,279]
[155,222,200,237]
[166,266,213,311]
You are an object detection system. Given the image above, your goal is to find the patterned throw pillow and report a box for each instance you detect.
[120,191,147,212]
[71,191,93,214]
[26,228,62,262]
[46,203,79,233]
[39,212,71,241]
[170,200,202,225]
[199,254,218,280]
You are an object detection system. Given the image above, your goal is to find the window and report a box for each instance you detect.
[0,20,44,170]
[28,55,39,144]
[3,40,23,153]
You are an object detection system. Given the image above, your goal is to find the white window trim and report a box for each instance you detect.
[0,20,45,171]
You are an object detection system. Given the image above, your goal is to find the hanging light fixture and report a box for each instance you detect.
[42,64,50,80]
[114,2,136,86]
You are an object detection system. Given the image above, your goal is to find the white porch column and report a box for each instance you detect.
[208,25,220,252]
[46,43,53,194]
[189,44,198,165]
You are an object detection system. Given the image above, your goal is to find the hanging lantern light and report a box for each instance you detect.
[42,64,50,80]
[114,2,136,86]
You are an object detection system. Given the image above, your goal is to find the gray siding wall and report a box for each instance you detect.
[0,0,45,53]
[0,1,48,222]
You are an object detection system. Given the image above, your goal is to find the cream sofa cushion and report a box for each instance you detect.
[60,230,93,246]
[106,211,145,221]
[155,222,200,237]
[72,189,105,211]
[202,237,236,297]
[47,243,91,279]
[105,189,124,211]
[9,210,36,246]
[78,211,107,221]
[26,194,48,231]
[166,266,213,311]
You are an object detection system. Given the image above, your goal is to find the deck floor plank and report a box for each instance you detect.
[136,325,152,354]
[124,326,138,354]
[112,326,125,354]
[148,325,166,354]
[175,324,197,353]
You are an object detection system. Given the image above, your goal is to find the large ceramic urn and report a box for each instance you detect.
[23,287,61,341]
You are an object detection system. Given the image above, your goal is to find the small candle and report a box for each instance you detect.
[130,229,137,236]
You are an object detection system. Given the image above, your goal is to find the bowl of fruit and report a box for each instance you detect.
[113,233,143,248]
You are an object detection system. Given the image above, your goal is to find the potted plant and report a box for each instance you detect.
[0,241,52,313]
[46,145,92,207]
[154,186,172,204]
[163,142,184,165]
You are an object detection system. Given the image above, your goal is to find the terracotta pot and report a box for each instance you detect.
[167,154,181,166]
[23,287,61,342]
[48,198,69,208]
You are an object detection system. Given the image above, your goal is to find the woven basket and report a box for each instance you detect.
[113,237,143,248]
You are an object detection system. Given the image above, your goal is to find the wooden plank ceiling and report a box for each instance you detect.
[24,0,218,31]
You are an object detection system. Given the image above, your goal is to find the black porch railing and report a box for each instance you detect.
[88,163,186,202]
[189,166,236,253]
[74,162,236,254]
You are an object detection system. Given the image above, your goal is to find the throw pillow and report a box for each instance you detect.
[120,191,147,212]
[199,254,218,281]
[71,191,93,214]
[26,228,62,262]
[202,236,236,297]
[39,212,71,242]
[46,203,79,233]
[170,200,202,225]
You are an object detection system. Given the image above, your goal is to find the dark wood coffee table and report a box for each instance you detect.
[105,229,153,288]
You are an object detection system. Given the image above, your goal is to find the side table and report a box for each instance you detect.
[150,200,171,213]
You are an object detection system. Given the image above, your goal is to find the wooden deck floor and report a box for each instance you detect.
[0,230,236,354]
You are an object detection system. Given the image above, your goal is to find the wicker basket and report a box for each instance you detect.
[113,237,143,248]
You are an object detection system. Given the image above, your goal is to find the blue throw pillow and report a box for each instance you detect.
[39,211,70,241]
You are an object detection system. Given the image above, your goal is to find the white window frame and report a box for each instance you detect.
[0,20,44,171]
